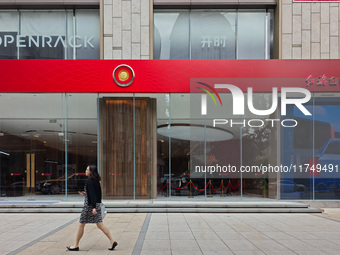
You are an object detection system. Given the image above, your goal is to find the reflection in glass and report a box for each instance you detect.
[66,94,98,195]
[154,9,273,60]
[237,11,269,59]
[0,10,100,60]
[154,12,189,59]
[20,11,69,59]
[310,99,340,199]
[281,96,313,199]
[75,10,100,59]
[190,11,236,59]
[0,94,65,198]
[0,11,19,59]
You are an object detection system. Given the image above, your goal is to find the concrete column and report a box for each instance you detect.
[102,0,151,60]
[281,1,340,60]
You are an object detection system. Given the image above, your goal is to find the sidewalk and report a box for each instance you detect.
[1,209,340,255]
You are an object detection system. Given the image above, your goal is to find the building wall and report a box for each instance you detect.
[102,0,152,59]
[281,0,339,59]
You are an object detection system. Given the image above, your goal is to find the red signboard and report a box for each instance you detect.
[293,0,340,2]
[0,59,340,93]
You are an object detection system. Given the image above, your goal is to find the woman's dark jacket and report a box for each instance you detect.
[86,178,102,209]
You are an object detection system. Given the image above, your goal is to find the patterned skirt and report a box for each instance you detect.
[79,195,102,224]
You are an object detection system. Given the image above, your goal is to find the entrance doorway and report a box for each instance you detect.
[99,97,157,198]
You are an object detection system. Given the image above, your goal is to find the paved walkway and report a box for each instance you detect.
[1,209,340,255]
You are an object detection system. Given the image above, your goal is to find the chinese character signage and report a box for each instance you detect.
[306,75,340,87]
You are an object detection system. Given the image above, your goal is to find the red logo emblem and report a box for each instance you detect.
[113,64,135,87]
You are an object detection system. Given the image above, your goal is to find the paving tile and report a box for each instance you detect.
[169,231,195,240]
[215,230,245,240]
[4,208,340,255]
[170,239,200,251]
[197,239,231,251]
[240,231,271,240]
[141,250,171,255]
[222,239,259,251]
[1,213,145,255]
[142,239,170,250]
[295,252,330,255]
[264,251,296,255]
[284,231,320,240]
[202,251,234,255]
[303,239,340,252]
[171,251,197,255]
[276,239,321,251]
[250,239,290,252]
[233,251,266,255]
[262,231,296,240]
[145,231,169,240]
[193,231,219,240]
[309,231,340,240]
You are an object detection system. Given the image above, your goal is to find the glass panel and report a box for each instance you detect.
[237,10,268,59]
[167,94,191,198]
[280,93,313,200]
[150,94,171,198]
[20,11,67,59]
[0,9,99,59]
[190,11,236,59]
[65,94,98,199]
[242,93,278,199]
[75,10,100,59]
[154,11,189,59]
[0,11,19,59]
[154,9,273,60]
[190,91,242,199]
[66,11,73,59]
[0,94,65,199]
[312,95,340,199]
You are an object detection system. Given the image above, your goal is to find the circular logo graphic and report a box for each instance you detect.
[113,64,135,87]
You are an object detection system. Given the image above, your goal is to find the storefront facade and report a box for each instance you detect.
[0,0,339,201]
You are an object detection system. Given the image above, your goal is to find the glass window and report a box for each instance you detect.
[280,93,340,200]
[65,94,98,195]
[0,93,98,199]
[154,11,189,59]
[190,11,236,60]
[280,93,313,200]
[0,9,100,59]
[154,9,273,60]
[237,10,270,59]
[20,11,70,59]
[0,94,65,198]
[75,10,100,60]
[242,93,278,199]
[311,97,340,200]
[324,141,340,155]
[0,11,19,59]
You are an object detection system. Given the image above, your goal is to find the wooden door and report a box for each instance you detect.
[99,97,156,198]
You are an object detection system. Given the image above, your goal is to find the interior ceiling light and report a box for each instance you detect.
[157,124,233,142]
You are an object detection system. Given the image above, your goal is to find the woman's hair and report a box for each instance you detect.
[88,164,101,181]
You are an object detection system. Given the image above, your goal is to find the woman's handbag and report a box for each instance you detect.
[100,203,107,219]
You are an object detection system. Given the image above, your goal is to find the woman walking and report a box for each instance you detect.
[67,165,118,251]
